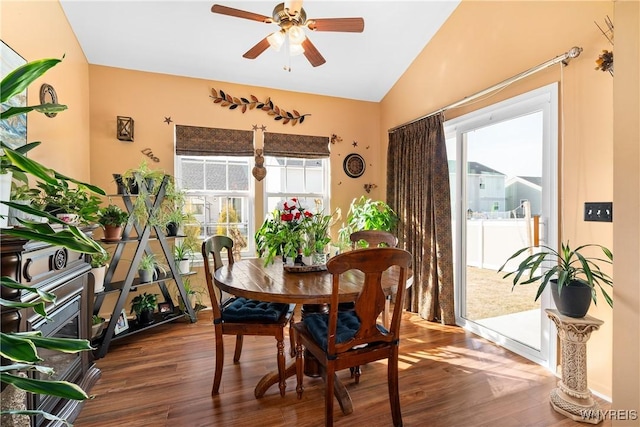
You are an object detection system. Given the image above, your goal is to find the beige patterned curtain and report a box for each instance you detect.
[263,132,330,158]
[175,125,254,156]
[387,113,455,324]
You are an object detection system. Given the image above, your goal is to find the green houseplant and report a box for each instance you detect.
[91,314,106,339]
[1,56,105,424]
[137,253,166,283]
[173,240,197,274]
[90,250,110,293]
[36,179,102,225]
[498,241,613,318]
[338,196,399,249]
[130,292,158,325]
[98,204,129,242]
[255,198,312,266]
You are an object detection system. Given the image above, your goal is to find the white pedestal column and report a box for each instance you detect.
[546,309,604,424]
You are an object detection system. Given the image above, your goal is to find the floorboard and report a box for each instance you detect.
[74,308,610,426]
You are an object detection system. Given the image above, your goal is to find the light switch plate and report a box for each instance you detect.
[584,202,613,222]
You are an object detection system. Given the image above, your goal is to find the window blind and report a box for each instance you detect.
[175,125,254,156]
[263,132,330,159]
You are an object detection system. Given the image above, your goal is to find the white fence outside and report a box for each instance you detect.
[465,218,545,271]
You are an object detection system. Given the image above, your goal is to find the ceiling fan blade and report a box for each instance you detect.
[307,17,364,32]
[211,4,272,23]
[243,37,271,59]
[302,37,326,67]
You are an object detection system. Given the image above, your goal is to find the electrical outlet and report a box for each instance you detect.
[584,202,613,222]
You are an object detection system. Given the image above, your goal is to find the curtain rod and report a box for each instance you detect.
[388,46,583,133]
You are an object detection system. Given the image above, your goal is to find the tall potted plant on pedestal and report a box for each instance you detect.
[498,241,613,318]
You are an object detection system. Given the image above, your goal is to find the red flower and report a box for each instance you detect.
[281,213,294,222]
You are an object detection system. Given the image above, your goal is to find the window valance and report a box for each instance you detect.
[263,132,330,159]
[175,125,254,156]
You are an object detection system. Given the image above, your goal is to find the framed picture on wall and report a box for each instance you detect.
[1,40,27,148]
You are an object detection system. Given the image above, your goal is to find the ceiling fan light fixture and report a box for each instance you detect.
[267,30,285,51]
[289,42,305,56]
[288,25,306,45]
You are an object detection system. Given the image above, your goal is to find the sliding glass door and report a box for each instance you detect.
[445,83,558,368]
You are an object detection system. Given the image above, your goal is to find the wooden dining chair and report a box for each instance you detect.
[349,230,398,327]
[202,235,295,396]
[349,230,398,250]
[293,247,412,427]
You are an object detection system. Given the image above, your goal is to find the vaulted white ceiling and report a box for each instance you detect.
[60,1,460,102]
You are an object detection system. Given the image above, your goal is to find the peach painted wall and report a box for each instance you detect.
[612,1,640,424]
[1,0,91,181]
[88,65,381,240]
[380,1,617,398]
[5,0,636,412]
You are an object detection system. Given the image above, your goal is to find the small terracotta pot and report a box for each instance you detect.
[103,225,123,242]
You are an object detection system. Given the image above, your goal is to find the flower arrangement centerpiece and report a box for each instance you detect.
[302,200,335,265]
[255,197,314,266]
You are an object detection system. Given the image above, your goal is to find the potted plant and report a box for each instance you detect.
[176,277,205,313]
[255,197,313,266]
[137,253,166,283]
[122,160,165,195]
[90,250,110,292]
[37,180,102,226]
[7,181,42,225]
[337,196,398,249]
[1,56,102,424]
[120,161,167,225]
[130,292,158,325]
[173,240,194,274]
[304,209,335,265]
[498,241,613,318]
[164,207,188,236]
[98,204,129,242]
[91,314,106,339]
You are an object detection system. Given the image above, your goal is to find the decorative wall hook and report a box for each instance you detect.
[364,183,377,193]
[117,116,134,141]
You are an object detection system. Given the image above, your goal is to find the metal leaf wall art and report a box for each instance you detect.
[210,88,311,126]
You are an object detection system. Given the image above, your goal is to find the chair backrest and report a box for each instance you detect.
[349,230,398,249]
[202,235,234,318]
[325,247,412,356]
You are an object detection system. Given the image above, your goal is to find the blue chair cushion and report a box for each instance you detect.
[222,297,290,322]
[303,311,362,351]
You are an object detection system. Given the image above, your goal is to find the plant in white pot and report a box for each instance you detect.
[173,240,194,274]
[90,250,110,293]
[498,241,613,318]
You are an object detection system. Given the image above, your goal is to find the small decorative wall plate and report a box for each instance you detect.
[39,83,58,118]
[343,153,365,178]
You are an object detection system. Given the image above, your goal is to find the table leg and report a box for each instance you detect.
[254,359,354,415]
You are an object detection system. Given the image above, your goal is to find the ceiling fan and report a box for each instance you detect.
[211,1,365,67]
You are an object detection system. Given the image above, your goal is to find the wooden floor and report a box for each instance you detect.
[75,308,610,427]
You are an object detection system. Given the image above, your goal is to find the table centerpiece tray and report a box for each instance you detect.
[283,264,327,273]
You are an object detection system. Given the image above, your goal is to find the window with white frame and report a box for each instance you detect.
[175,156,253,257]
[263,156,330,219]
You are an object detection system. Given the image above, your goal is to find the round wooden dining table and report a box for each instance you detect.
[213,257,412,415]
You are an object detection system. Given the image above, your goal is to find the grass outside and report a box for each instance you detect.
[465,266,540,320]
